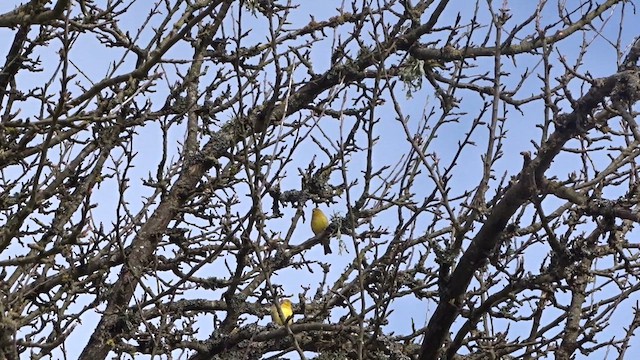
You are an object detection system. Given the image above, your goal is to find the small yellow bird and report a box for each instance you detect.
[311,207,331,254]
[270,299,293,326]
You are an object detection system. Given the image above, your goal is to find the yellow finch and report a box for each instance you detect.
[270,299,293,325]
[311,207,331,254]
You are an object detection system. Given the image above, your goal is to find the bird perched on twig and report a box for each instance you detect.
[270,299,293,326]
[311,207,331,254]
